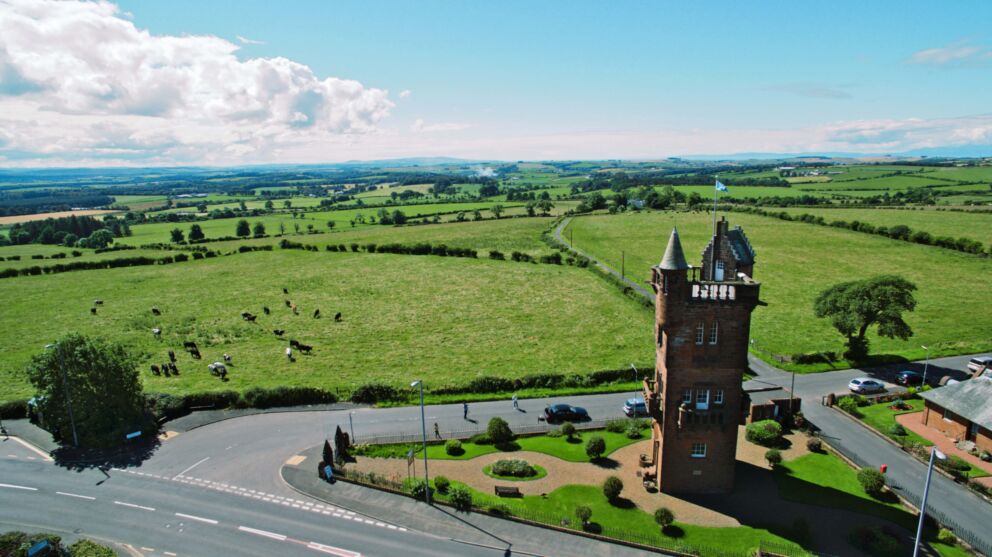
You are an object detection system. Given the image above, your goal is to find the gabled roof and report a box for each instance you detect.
[726,226,756,265]
[659,228,690,270]
[919,377,992,431]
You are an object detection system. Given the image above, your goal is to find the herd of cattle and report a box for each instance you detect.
[88,287,343,380]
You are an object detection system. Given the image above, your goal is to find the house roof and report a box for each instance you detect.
[726,226,756,266]
[659,228,690,270]
[919,377,992,431]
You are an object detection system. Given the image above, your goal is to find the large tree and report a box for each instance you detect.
[813,275,917,359]
[26,334,152,448]
[235,219,251,238]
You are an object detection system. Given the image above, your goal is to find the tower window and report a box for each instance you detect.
[695,323,705,345]
[696,389,709,410]
[691,443,707,458]
[714,389,725,404]
[709,321,719,345]
[682,389,692,405]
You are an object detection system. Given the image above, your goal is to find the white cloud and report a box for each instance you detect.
[410,118,471,133]
[908,41,992,66]
[0,0,394,164]
[236,35,265,45]
[399,89,412,98]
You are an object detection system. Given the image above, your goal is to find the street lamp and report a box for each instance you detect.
[921,345,930,386]
[410,380,430,504]
[45,343,78,447]
[913,447,946,557]
[348,411,355,441]
[629,363,642,405]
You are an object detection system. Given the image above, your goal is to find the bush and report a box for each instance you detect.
[575,505,592,525]
[847,525,901,556]
[350,383,399,404]
[603,476,623,502]
[625,420,644,439]
[887,423,907,436]
[654,507,675,530]
[837,396,862,417]
[937,528,957,546]
[560,422,576,439]
[765,449,783,467]
[69,539,117,556]
[409,478,431,500]
[936,455,972,479]
[857,468,886,497]
[488,504,512,516]
[433,476,450,494]
[0,399,28,420]
[448,486,472,512]
[445,439,463,455]
[488,250,505,260]
[806,437,823,453]
[605,419,627,433]
[585,436,606,459]
[487,417,514,445]
[545,428,562,438]
[469,433,492,445]
[241,386,336,409]
[745,419,782,447]
[491,459,537,477]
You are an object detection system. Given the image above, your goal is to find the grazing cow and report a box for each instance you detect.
[286,347,293,361]
[152,328,161,338]
[298,343,313,354]
[190,347,201,360]
[263,306,270,315]
[163,366,171,377]
[291,304,298,315]
[334,312,342,322]
[289,339,301,349]
[223,353,232,363]
[208,362,227,377]
[93,299,103,305]
[285,300,292,308]
[313,309,320,319]
[273,329,285,336]
[90,307,97,315]
[169,362,178,373]
[151,307,161,316]
[150,364,161,376]
[168,350,176,362]
[283,287,289,294]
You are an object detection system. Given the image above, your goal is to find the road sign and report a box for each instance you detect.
[126,430,142,440]
[28,540,50,556]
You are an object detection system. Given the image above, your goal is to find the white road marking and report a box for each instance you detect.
[141,547,155,552]
[174,456,210,478]
[175,512,219,525]
[307,541,361,557]
[0,483,37,491]
[56,491,95,500]
[238,526,286,541]
[114,500,155,511]
[164,553,177,556]
[8,436,54,461]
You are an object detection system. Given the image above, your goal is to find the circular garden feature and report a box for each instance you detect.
[483,459,547,481]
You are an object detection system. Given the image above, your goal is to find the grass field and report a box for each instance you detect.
[0,246,182,270]
[0,249,654,402]
[564,211,992,369]
[777,207,991,245]
[856,399,932,447]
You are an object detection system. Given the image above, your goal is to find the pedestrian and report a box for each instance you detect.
[512,393,518,410]
[463,402,469,420]
[434,422,441,439]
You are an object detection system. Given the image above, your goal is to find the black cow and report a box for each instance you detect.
[241,311,257,322]
[297,343,313,354]
[273,329,285,336]
[150,364,160,376]
[334,312,342,322]
[168,350,176,362]
[90,307,97,315]
[151,307,161,316]
[284,300,292,308]
[313,309,320,319]
[283,287,289,294]
[93,299,103,305]
[263,306,270,315]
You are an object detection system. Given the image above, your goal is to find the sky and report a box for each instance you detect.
[1,0,991,166]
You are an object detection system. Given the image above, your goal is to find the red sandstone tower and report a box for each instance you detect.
[643,217,761,494]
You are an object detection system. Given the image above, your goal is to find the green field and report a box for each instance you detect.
[0,249,654,401]
[564,211,992,369]
[778,207,991,245]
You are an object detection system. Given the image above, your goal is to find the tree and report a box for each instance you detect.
[265,200,274,210]
[575,505,592,526]
[253,222,266,237]
[814,275,917,358]
[392,210,407,225]
[239,200,247,211]
[765,449,782,467]
[560,421,576,440]
[491,205,504,219]
[654,507,675,531]
[585,436,606,460]
[857,468,886,497]
[327,220,336,230]
[26,334,153,447]
[170,228,184,243]
[236,219,251,237]
[189,224,205,241]
[283,200,292,209]
[62,233,78,247]
[603,476,623,502]
[487,417,514,445]
[84,229,114,249]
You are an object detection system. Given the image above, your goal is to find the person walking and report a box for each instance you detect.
[512,393,518,410]
[433,422,441,439]
[463,402,469,420]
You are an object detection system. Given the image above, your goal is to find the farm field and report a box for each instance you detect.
[777,207,991,246]
[0,209,121,226]
[564,211,992,369]
[0,246,182,270]
[0,249,655,402]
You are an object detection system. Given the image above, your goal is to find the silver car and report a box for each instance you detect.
[848,377,885,394]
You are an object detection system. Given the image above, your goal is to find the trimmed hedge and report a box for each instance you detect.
[0,399,28,420]
[146,387,336,421]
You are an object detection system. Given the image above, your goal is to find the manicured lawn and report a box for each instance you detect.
[857,399,933,448]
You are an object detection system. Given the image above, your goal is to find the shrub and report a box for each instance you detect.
[433,476,450,494]
[445,439,463,455]
[625,420,644,439]
[603,476,623,502]
[847,525,901,556]
[936,455,972,479]
[837,396,862,416]
[350,383,399,404]
[605,419,627,433]
[765,449,783,467]
[887,423,907,436]
[654,507,675,530]
[937,528,957,546]
[857,468,886,497]
[487,416,515,445]
[241,386,336,409]
[560,422,576,439]
[806,437,823,453]
[488,504,512,516]
[585,436,606,459]
[469,433,492,445]
[0,399,28,420]
[69,539,117,556]
[575,505,592,525]
[491,459,537,477]
[545,428,562,438]
[408,479,431,500]
[745,419,782,447]
[448,486,472,511]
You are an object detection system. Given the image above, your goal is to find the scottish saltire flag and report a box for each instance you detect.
[715,180,728,192]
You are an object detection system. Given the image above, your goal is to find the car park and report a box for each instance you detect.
[848,377,886,394]
[894,370,923,386]
[543,403,590,423]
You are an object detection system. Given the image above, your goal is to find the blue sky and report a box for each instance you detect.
[2,0,991,165]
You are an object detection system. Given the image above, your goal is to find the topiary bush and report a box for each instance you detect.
[857,468,886,497]
[408,479,431,500]
[603,475,623,502]
[575,505,592,526]
[585,436,606,459]
[469,433,492,445]
[937,528,957,546]
[487,416,515,445]
[765,449,783,468]
[888,423,907,436]
[491,459,537,478]
[445,439,463,456]
[433,476,450,494]
[560,422,576,439]
[806,437,823,453]
[448,486,472,512]
[654,507,675,531]
[836,396,862,417]
[745,419,783,447]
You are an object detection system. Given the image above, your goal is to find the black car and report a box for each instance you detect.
[544,404,589,423]
[894,370,923,386]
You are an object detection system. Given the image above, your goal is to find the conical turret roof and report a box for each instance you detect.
[659,227,690,270]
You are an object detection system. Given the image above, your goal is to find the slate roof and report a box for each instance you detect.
[660,228,690,270]
[726,226,756,265]
[919,377,992,431]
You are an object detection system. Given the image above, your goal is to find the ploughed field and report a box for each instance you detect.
[565,211,992,369]
[0,248,654,401]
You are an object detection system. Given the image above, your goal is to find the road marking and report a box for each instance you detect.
[0,483,37,491]
[174,456,210,478]
[164,553,177,556]
[141,547,155,552]
[238,526,287,541]
[8,436,53,461]
[114,501,155,511]
[56,491,95,500]
[307,541,361,556]
[285,455,306,465]
[175,512,218,525]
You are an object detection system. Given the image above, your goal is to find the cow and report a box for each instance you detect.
[168,350,176,362]
[169,362,178,374]
[190,347,201,360]
[151,307,161,316]
[313,309,320,319]
[93,299,103,305]
[289,339,301,349]
[291,304,298,315]
[284,299,292,308]
[152,328,161,338]
[263,306,270,315]
[150,364,161,376]
[297,343,313,354]
[273,329,285,336]
[162,365,171,377]
[90,307,97,315]
[334,312,342,322]
[223,353,232,363]
[283,287,289,294]
[208,362,227,379]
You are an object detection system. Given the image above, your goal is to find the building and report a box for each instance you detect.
[642,217,762,494]
[918,376,992,453]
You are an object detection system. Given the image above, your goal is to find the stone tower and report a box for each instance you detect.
[642,217,761,494]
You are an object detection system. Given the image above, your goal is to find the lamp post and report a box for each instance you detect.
[921,345,930,386]
[45,343,78,447]
[410,380,430,504]
[348,411,355,440]
[630,363,641,406]
[913,447,946,557]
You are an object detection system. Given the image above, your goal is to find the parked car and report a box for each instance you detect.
[848,377,886,394]
[967,357,992,373]
[544,404,589,423]
[894,370,923,386]
[623,398,647,417]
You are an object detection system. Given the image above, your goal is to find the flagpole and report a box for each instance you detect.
[711,176,718,280]
[713,175,718,236]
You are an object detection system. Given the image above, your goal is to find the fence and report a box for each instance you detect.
[350,415,635,446]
